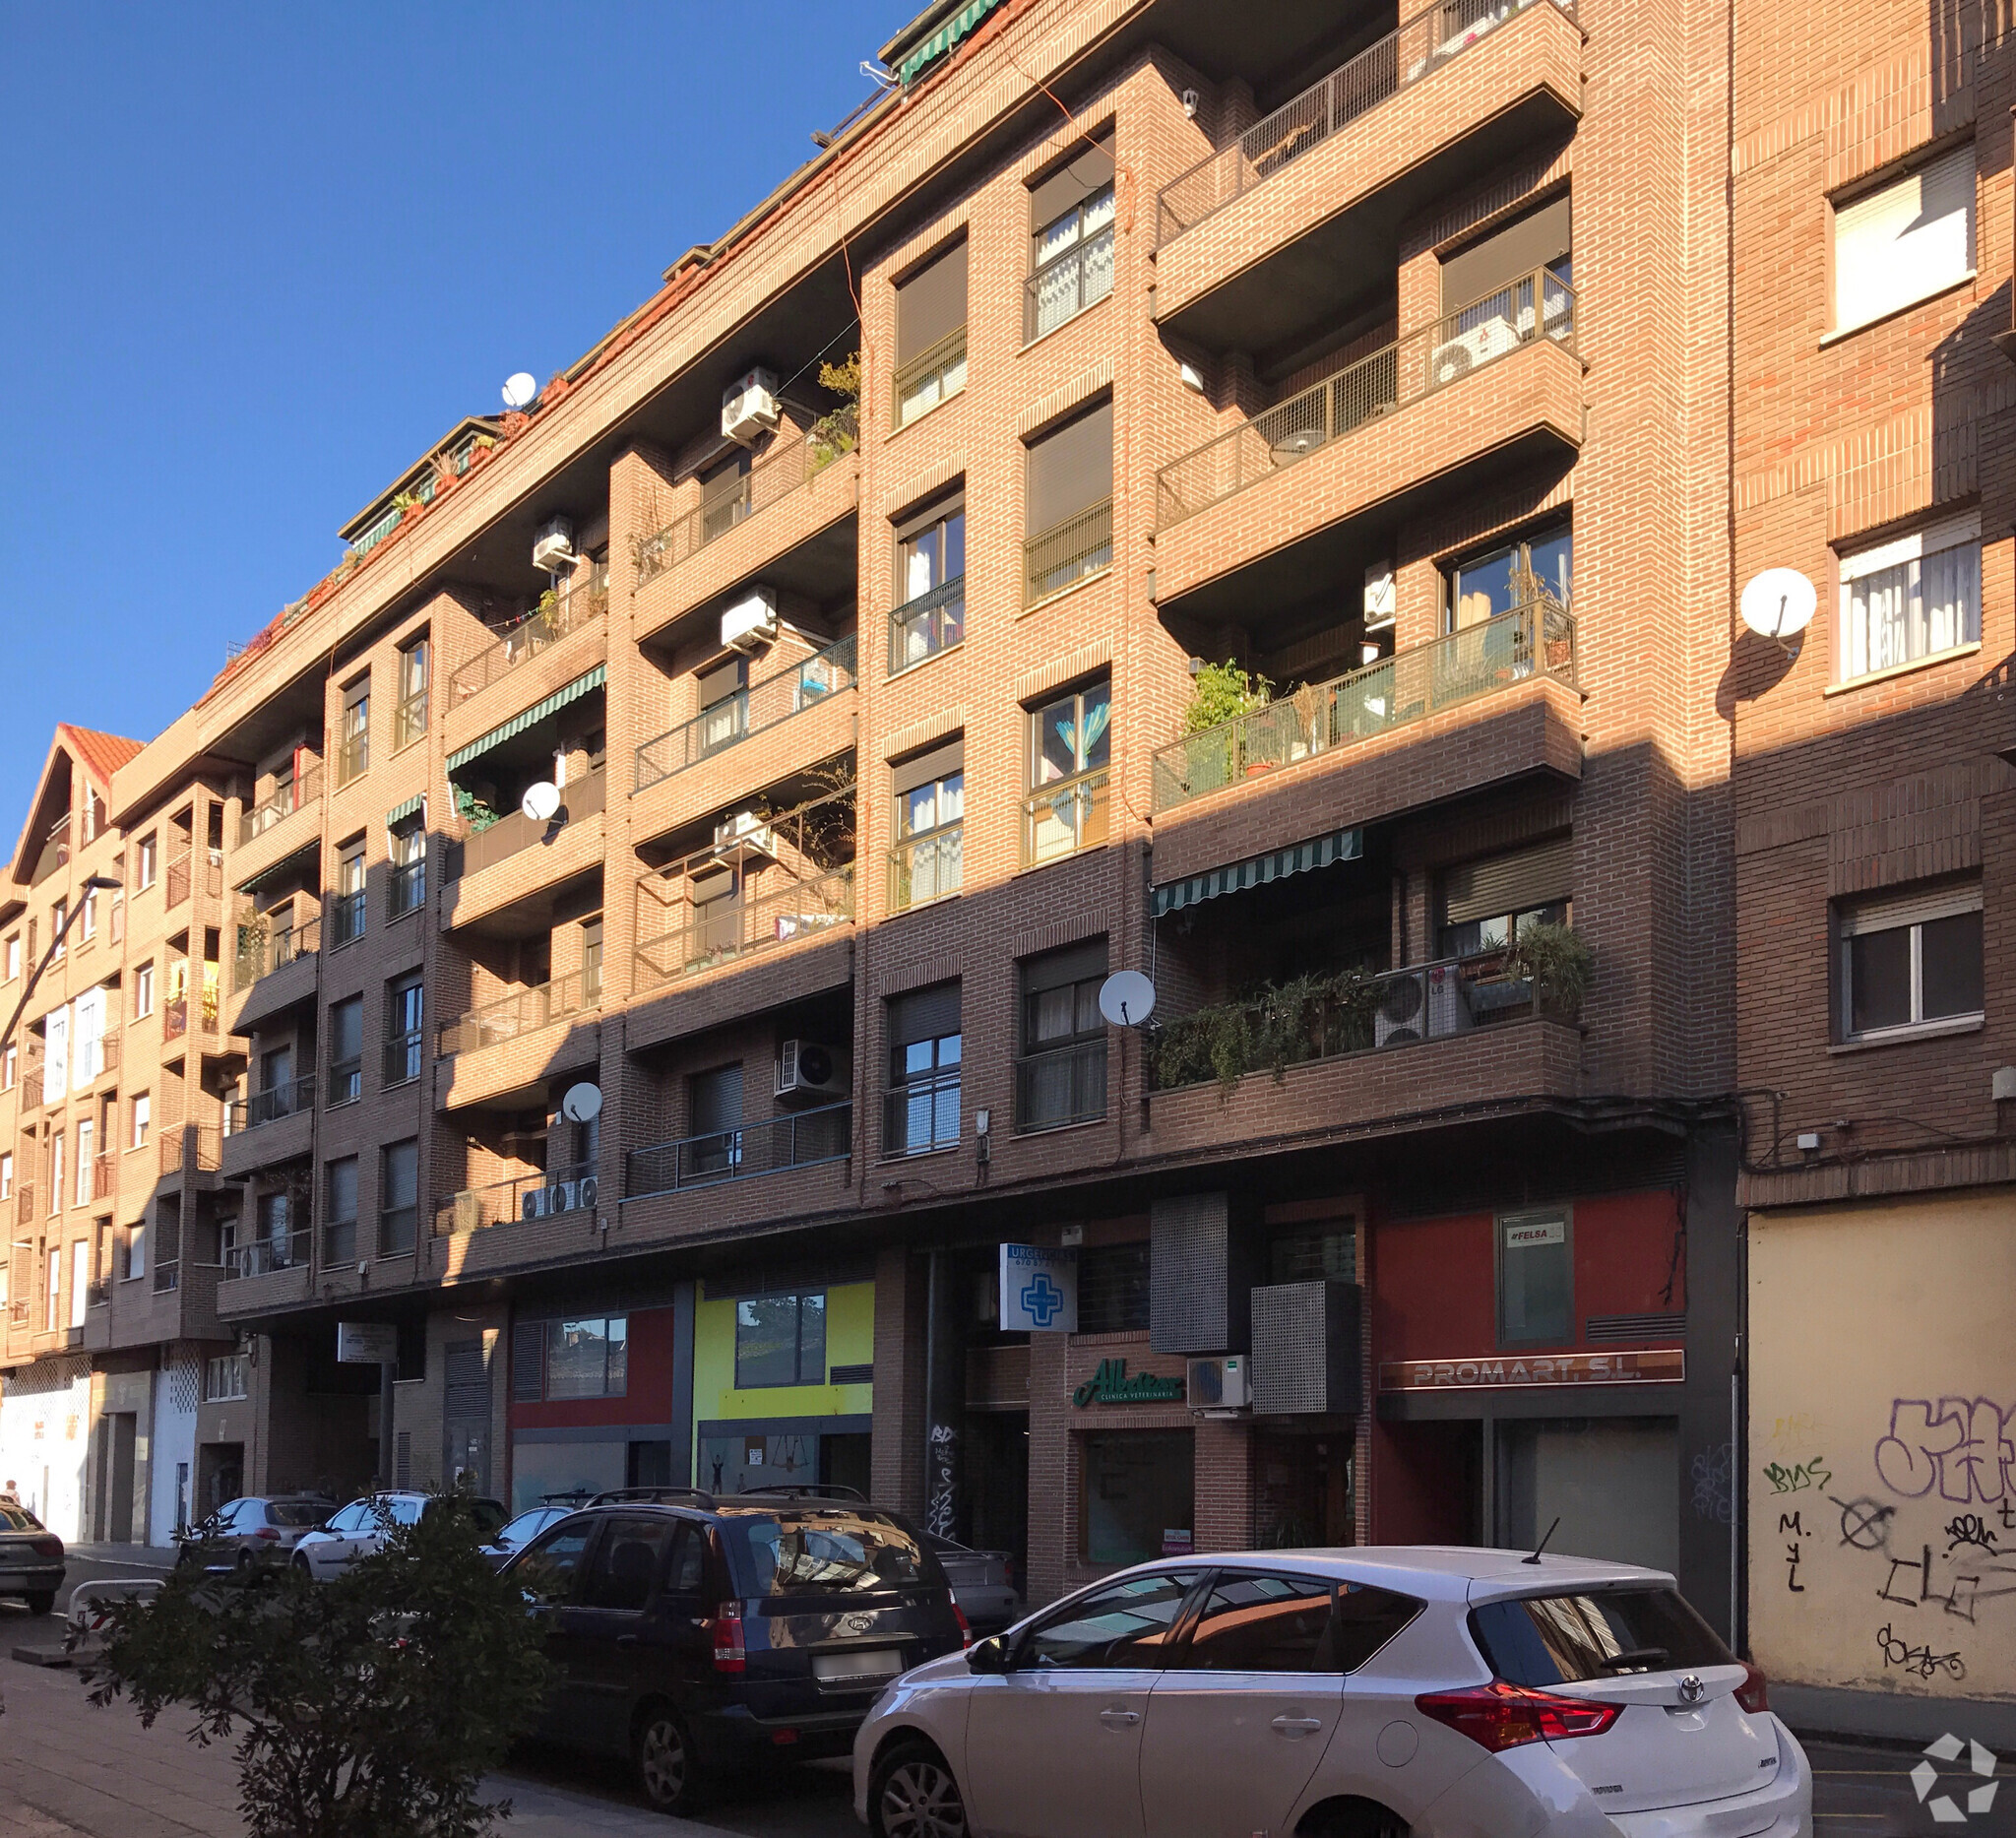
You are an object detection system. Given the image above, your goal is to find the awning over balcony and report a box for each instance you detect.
[384,792,426,829]
[1151,827,1361,918]
[446,665,606,774]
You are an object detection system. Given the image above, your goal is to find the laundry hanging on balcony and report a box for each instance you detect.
[1151,827,1361,918]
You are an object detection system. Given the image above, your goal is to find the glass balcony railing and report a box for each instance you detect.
[437,967,600,1059]
[634,635,857,794]
[224,1230,312,1281]
[1021,767,1110,868]
[625,1104,850,1200]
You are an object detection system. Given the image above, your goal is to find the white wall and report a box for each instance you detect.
[0,1354,93,1541]
[149,1349,201,1545]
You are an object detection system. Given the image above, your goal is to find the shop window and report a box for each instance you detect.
[1081,1429,1194,1565]
[885,982,961,1156]
[1077,1243,1150,1334]
[1833,142,1974,335]
[1837,514,1981,682]
[543,1314,629,1400]
[735,1291,827,1388]
[1437,837,1572,959]
[1018,1568,1199,1667]
[1015,939,1107,1133]
[1837,880,1984,1042]
[1497,1207,1572,1347]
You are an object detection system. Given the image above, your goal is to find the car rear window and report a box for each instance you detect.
[0,1506,40,1532]
[267,1502,326,1528]
[724,1509,935,1598]
[1472,1588,1735,1685]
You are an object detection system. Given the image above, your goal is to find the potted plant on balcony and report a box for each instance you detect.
[1504,920,1594,1021]
[1287,679,1329,760]
[1183,662,1272,790]
[808,352,861,473]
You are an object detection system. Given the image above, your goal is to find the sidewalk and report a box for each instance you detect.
[62,1545,177,1573]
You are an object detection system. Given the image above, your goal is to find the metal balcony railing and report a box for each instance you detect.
[1151,598,1576,812]
[239,765,323,847]
[233,914,321,992]
[626,1104,850,1200]
[31,815,70,887]
[1156,269,1577,530]
[391,687,429,752]
[636,868,854,988]
[1023,498,1112,605]
[882,1071,962,1159]
[889,824,964,913]
[635,636,857,793]
[635,412,857,586]
[154,1259,180,1294]
[889,575,965,676]
[165,851,192,908]
[437,966,600,1059]
[383,1029,425,1087]
[388,857,426,919]
[893,327,968,427]
[1014,1040,1109,1133]
[160,1124,222,1177]
[224,1231,312,1280]
[1156,0,1576,244]
[450,569,609,703]
[328,1055,362,1106]
[229,1074,316,1132]
[433,1160,597,1236]
[1022,767,1110,868]
[1026,226,1115,343]
[91,1154,114,1203]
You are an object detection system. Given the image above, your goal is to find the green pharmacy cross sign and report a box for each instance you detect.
[1073,1358,1186,1408]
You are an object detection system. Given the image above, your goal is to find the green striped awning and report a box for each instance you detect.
[384,792,425,829]
[446,665,606,774]
[1152,828,1362,918]
[896,0,1006,84]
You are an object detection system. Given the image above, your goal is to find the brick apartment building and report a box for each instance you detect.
[0,0,2007,1731]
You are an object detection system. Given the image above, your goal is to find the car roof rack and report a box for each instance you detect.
[586,1486,720,1509]
[730,1483,868,1501]
[537,1489,597,1506]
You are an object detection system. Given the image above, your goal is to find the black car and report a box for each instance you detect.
[503,1485,967,1813]
[0,1502,65,1616]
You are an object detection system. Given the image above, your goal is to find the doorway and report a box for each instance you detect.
[964,1409,1029,1579]
[1253,1425,1354,1548]
[94,1412,137,1542]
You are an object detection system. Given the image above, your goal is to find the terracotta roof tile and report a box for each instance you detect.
[59,725,144,791]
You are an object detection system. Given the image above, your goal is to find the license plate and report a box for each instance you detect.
[813,1648,904,1681]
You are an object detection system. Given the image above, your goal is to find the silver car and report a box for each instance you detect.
[0,1503,65,1616]
[924,1534,1022,1634]
[855,1547,1811,1838]
[292,1491,507,1579]
[175,1494,335,1573]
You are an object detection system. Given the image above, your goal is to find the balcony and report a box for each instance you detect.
[162,982,221,1048]
[430,1163,598,1278]
[160,1124,223,1181]
[1024,499,1112,607]
[449,570,609,707]
[228,915,319,1036]
[441,769,605,935]
[435,969,601,1111]
[234,765,324,886]
[30,814,70,886]
[889,822,964,914]
[1153,276,1581,612]
[231,1074,316,1132]
[1154,0,1582,362]
[90,1154,114,1205]
[224,1230,313,1282]
[619,1106,853,1247]
[1022,768,1110,869]
[220,1075,316,1179]
[439,969,599,1059]
[636,637,857,796]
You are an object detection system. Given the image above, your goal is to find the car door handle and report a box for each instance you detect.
[1099,1708,1141,1728]
[1272,1716,1324,1736]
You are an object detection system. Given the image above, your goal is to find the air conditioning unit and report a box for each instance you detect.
[722,367,781,444]
[532,516,576,573]
[520,1186,550,1222]
[547,1179,581,1215]
[721,588,780,653]
[449,1191,481,1234]
[577,1175,598,1211]
[714,810,776,856]
[1425,964,1474,1039]
[776,1039,849,1101]
[1186,1354,1251,1413]
[1373,973,1426,1047]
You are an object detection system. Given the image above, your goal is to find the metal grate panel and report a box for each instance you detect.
[445,1341,489,1419]
[1585,1311,1685,1344]
[511,1321,543,1402]
[1151,1192,1230,1353]
[1251,1282,1331,1415]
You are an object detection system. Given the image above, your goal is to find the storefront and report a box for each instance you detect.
[508,1301,682,1512]
[0,1353,92,1540]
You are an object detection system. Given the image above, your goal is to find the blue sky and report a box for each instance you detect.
[0,1,899,819]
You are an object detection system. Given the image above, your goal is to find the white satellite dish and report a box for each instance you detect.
[1099,970,1159,1028]
[1739,568,1818,642]
[560,1082,602,1124]
[501,372,539,412]
[520,781,562,824]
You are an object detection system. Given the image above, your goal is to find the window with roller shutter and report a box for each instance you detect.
[894,236,968,425]
[1832,143,1975,335]
[1436,836,1572,958]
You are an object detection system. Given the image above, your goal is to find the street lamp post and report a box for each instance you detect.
[0,873,123,1069]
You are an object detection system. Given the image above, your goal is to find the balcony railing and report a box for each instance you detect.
[635,635,857,794]
[1024,498,1112,605]
[1156,269,1577,531]
[883,1071,961,1159]
[239,765,324,847]
[1156,0,1576,245]
[17,1186,33,1225]
[437,967,600,1059]
[31,815,70,887]
[154,1260,180,1294]
[327,888,366,949]
[434,1159,597,1236]
[224,1231,312,1281]
[160,1124,222,1177]
[634,412,857,586]
[1022,767,1110,868]
[391,687,429,752]
[229,1074,316,1132]
[87,1280,110,1309]
[626,1103,850,1200]
[893,327,968,427]
[889,824,964,913]
[1014,1041,1108,1133]
[636,867,854,988]
[455,767,605,881]
[1026,226,1115,343]
[91,1154,114,1203]
[889,575,965,676]
[165,851,192,908]
[233,915,321,992]
[334,728,370,787]
[388,857,426,919]
[1151,598,1575,812]
[450,569,609,704]
[162,983,220,1042]
[328,1055,362,1106]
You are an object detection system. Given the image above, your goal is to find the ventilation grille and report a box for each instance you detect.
[395,1430,412,1489]
[169,1357,201,1417]
[511,1321,543,1402]
[1585,1311,1684,1344]
[827,1362,874,1386]
[1151,1192,1230,1354]
[445,1341,489,1419]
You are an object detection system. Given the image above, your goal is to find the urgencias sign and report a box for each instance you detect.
[1073,1359,1186,1407]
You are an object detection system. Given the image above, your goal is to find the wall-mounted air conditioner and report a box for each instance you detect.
[1372,974,1426,1047]
[721,588,780,653]
[532,517,576,574]
[722,368,781,444]
[577,1175,598,1211]
[1186,1354,1251,1413]
[714,811,776,856]
[520,1186,551,1222]
[776,1039,849,1101]
[547,1179,580,1215]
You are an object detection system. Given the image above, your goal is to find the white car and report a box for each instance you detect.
[291,1490,507,1580]
[854,1546,1809,1838]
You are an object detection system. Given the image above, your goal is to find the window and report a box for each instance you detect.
[338,675,371,785]
[582,1515,676,1612]
[1016,939,1107,1131]
[136,836,157,891]
[1269,1219,1357,1284]
[46,1244,60,1330]
[1838,514,1981,682]
[131,1093,150,1150]
[519,1522,596,1606]
[1175,1572,1339,1673]
[1028,132,1116,341]
[581,917,604,1003]
[75,1120,94,1208]
[328,996,363,1105]
[394,638,430,750]
[126,1221,146,1282]
[543,1315,628,1400]
[2,1046,13,1092]
[331,842,366,946]
[134,959,154,1019]
[734,1292,827,1388]
[1497,1207,1572,1347]
[688,1063,743,1177]
[893,236,969,425]
[205,1354,249,1403]
[885,982,961,1156]
[380,1139,418,1254]
[49,1131,65,1212]
[695,656,748,757]
[384,973,423,1086]
[256,1190,294,1268]
[1023,401,1113,602]
[1081,1428,1195,1563]
[697,449,752,542]
[1078,1242,1151,1333]
[1025,678,1111,865]
[891,492,967,673]
[1834,143,1975,334]
[78,891,96,944]
[1449,521,1571,631]
[50,899,66,959]
[1838,881,1984,1042]
[890,739,964,910]
[325,1156,358,1267]
[1437,836,1573,958]
[0,1154,10,1201]
[4,933,17,980]
[388,820,426,919]
[1018,1569,1199,1668]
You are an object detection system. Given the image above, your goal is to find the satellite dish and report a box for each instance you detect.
[501,372,539,412]
[560,1082,602,1124]
[1739,568,1817,642]
[1099,970,1159,1028]
[520,781,562,824]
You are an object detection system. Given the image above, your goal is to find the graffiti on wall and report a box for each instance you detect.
[926,1423,959,1540]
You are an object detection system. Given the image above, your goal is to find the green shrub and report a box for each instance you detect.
[1505,920,1594,1019]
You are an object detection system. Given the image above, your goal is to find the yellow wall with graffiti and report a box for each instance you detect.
[1748,1193,2016,1701]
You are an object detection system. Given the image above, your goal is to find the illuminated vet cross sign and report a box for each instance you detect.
[999,1242,1078,1333]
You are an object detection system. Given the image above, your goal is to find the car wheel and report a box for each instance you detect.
[292,1554,313,1579]
[632,1702,704,1813]
[871,1740,969,1838]
[25,1591,56,1617]
[1298,1799,1411,1838]
[235,1548,255,1573]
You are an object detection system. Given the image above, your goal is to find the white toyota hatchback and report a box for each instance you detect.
[853,1547,1809,1838]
